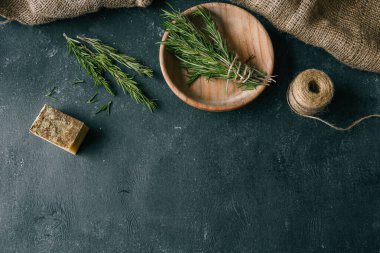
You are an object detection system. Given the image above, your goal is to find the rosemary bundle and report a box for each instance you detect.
[63,34,156,111]
[161,7,273,91]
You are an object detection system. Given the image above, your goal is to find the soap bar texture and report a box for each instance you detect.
[30,104,89,155]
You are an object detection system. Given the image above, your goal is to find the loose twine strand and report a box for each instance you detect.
[287,69,380,131]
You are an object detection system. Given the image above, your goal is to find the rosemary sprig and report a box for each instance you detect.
[45,86,58,100]
[96,101,112,115]
[86,93,98,104]
[63,33,115,96]
[95,53,157,112]
[161,6,273,90]
[72,79,85,85]
[78,36,153,77]
[64,33,157,111]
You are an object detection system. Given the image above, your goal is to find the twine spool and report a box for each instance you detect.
[288,69,334,116]
[287,69,379,131]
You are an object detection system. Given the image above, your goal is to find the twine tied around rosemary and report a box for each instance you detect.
[287,69,380,131]
[225,53,273,94]
[227,54,254,84]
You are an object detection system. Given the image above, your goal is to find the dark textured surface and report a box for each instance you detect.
[0,1,379,252]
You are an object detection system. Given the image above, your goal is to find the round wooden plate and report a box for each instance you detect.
[159,2,274,112]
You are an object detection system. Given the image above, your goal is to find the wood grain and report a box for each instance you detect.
[159,2,275,112]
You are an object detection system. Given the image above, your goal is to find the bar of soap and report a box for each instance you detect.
[30,104,89,155]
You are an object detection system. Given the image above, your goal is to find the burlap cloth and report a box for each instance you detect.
[0,0,379,73]
[235,0,380,73]
[0,0,153,25]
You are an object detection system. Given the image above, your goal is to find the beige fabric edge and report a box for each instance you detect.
[235,0,380,73]
[0,0,153,25]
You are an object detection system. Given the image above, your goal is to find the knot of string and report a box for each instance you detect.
[226,54,254,84]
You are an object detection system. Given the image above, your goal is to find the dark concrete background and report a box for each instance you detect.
[0,0,379,252]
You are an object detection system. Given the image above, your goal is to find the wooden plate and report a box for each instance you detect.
[159,2,274,112]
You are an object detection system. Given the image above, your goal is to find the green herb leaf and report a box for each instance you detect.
[72,79,85,85]
[86,93,98,104]
[96,101,112,115]
[45,86,58,100]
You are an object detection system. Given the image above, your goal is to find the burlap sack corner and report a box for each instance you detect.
[235,0,380,73]
[0,0,153,25]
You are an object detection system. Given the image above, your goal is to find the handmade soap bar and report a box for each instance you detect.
[30,104,89,155]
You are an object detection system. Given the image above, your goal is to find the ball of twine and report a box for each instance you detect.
[287,69,379,131]
[287,69,334,116]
